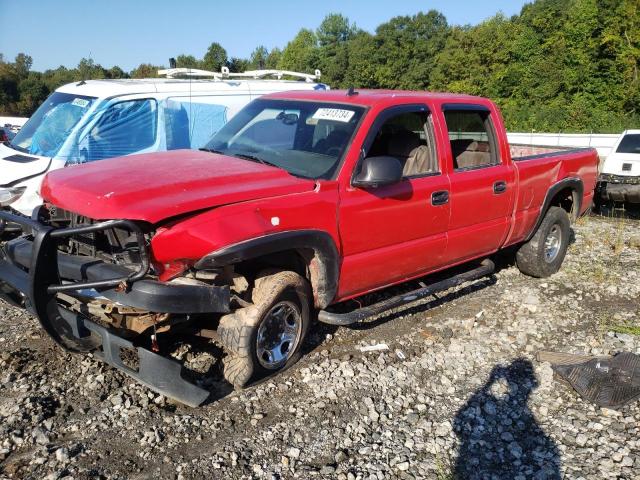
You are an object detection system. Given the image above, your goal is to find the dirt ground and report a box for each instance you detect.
[0,210,639,480]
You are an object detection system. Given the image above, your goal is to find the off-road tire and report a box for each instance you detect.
[218,270,311,389]
[516,206,570,278]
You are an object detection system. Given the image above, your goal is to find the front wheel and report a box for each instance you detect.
[516,206,571,278]
[218,270,312,389]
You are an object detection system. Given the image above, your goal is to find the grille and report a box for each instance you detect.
[46,206,148,268]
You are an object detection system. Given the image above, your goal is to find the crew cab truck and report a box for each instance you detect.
[0,90,598,406]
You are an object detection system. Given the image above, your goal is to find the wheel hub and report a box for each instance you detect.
[256,300,302,370]
[544,225,562,263]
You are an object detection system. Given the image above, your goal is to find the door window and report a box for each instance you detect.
[366,110,438,177]
[444,110,499,170]
[165,97,229,150]
[84,99,157,162]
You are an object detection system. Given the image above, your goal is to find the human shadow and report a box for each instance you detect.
[453,358,561,480]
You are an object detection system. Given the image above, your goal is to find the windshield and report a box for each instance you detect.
[616,134,640,154]
[204,99,365,179]
[11,92,96,157]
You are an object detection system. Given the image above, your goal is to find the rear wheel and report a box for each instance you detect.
[218,270,311,389]
[516,206,570,278]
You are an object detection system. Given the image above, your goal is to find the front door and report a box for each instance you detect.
[337,105,450,300]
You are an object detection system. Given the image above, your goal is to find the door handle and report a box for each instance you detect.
[493,181,507,194]
[431,190,449,206]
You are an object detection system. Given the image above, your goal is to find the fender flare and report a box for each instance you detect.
[194,230,340,309]
[525,177,583,242]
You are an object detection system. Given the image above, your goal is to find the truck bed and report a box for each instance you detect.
[506,146,599,246]
[510,144,578,160]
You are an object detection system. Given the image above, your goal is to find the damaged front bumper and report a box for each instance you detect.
[0,210,230,407]
[597,174,640,204]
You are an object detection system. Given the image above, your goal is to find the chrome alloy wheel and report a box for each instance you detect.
[544,224,562,263]
[256,300,302,370]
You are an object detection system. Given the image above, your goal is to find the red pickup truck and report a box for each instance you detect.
[0,90,598,406]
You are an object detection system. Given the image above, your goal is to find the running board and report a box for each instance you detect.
[318,259,495,326]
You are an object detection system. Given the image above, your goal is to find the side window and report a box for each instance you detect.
[85,99,157,162]
[444,110,499,170]
[165,97,229,150]
[367,110,438,178]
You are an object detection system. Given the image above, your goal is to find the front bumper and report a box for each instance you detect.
[0,208,26,235]
[0,210,230,407]
[597,174,640,203]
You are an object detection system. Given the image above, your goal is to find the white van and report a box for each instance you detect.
[0,68,327,222]
[597,129,640,205]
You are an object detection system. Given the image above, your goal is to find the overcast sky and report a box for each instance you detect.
[1,0,531,71]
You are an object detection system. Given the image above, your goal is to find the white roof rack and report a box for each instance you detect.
[157,66,322,83]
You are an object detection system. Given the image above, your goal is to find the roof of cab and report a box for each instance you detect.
[55,78,327,99]
[261,89,488,107]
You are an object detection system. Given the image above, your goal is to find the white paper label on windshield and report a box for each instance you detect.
[71,98,90,108]
[312,108,355,123]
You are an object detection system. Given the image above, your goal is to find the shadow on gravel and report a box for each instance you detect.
[453,358,561,480]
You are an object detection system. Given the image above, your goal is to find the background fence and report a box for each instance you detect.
[507,132,620,159]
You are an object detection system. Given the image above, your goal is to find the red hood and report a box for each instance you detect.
[41,150,315,223]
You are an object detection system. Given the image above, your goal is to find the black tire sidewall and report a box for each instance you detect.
[532,207,571,276]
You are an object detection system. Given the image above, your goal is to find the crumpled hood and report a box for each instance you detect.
[41,150,316,224]
[0,143,52,187]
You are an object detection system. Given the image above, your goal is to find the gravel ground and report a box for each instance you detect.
[0,212,639,480]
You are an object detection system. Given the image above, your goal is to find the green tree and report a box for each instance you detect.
[266,48,282,69]
[315,14,358,86]
[202,42,228,72]
[227,57,249,72]
[16,74,49,115]
[107,65,128,79]
[175,54,199,68]
[249,46,269,70]
[278,29,319,73]
[317,13,357,46]
[77,58,107,80]
[13,53,33,79]
[130,63,161,78]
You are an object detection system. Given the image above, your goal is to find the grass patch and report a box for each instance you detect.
[609,323,640,336]
[435,455,455,480]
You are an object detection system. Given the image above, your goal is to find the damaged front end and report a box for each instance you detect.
[597,173,640,204]
[0,207,231,407]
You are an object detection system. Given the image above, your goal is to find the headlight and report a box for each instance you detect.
[0,187,26,207]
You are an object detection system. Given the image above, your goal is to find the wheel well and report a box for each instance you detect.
[549,187,578,220]
[235,249,309,281]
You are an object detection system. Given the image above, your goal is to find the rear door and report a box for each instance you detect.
[441,104,515,262]
[338,105,450,299]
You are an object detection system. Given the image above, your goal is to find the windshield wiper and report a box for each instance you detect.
[8,142,28,153]
[232,153,280,169]
[199,148,225,154]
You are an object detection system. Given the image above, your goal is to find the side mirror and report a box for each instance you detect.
[352,156,403,188]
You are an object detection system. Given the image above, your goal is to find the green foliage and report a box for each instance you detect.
[175,54,199,69]
[1,0,639,132]
[130,63,161,79]
[227,57,249,72]
[249,46,269,70]
[202,42,228,72]
[278,29,319,73]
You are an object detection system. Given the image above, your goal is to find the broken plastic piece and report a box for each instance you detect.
[548,352,640,409]
[359,343,389,353]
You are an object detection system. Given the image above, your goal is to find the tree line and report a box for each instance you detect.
[1,0,638,133]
